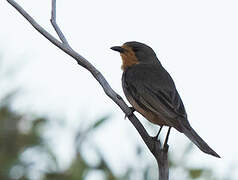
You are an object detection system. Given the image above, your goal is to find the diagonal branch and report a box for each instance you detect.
[6,0,169,179]
[50,0,69,45]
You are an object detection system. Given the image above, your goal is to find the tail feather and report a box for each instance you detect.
[181,125,220,158]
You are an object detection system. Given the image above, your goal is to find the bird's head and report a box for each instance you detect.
[111,41,159,70]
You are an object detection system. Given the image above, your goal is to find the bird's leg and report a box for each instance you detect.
[124,107,135,119]
[163,127,171,149]
[152,125,163,141]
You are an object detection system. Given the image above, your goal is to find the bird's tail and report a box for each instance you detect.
[181,124,220,158]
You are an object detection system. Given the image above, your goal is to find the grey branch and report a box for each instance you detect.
[6,0,169,179]
[50,0,69,45]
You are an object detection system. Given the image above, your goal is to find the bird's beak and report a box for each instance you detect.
[110,46,125,53]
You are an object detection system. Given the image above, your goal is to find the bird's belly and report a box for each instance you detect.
[126,95,169,126]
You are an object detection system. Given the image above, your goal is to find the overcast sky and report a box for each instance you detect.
[1,0,238,179]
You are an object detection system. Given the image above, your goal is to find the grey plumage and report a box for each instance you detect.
[112,41,220,158]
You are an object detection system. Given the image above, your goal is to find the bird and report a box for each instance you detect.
[111,41,220,158]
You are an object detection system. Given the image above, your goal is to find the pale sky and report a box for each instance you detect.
[1,0,238,179]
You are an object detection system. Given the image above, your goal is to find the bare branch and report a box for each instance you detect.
[6,0,169,179]
[7,0,62,48]
[50,0,69,45]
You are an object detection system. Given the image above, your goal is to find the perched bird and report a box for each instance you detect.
[111,41,220,158]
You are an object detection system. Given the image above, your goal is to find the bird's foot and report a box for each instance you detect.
[163,143,169,152]
[124,107,135,119]
[151,135,159,142]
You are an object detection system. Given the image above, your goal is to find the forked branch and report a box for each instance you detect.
[50,0,69,45]
[6,0,169,179]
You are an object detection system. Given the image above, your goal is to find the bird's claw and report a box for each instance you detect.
[124,107,135,119]
[151,135,159,142]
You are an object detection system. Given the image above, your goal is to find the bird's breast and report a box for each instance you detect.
[120,45,139,70]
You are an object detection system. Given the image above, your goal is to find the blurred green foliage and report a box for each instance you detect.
[1,93,235,180]
[0,57,235,180]
[0,93,119,180]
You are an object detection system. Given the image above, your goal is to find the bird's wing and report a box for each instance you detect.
[124,64,187,127]
[142,84,186,119]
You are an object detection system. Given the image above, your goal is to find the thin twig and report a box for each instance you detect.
[6,0,169,179]
[50,0,69,45]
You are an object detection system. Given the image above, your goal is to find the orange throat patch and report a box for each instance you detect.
[120,45,139,70]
